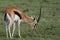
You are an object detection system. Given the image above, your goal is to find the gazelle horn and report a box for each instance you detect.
[37,6,42,23]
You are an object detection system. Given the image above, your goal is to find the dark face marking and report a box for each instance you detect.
[14,11,22,19]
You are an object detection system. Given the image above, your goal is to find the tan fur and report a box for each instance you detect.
[3,6,37,38]
[4,6,34,24]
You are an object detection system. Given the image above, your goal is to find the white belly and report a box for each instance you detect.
[14,14,20,21]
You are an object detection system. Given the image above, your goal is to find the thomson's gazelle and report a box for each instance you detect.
[3,6,41,38]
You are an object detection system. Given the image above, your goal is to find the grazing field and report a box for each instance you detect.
[0,0,60,40]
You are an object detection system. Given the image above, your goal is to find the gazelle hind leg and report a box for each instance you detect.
[5,22,8,38]
[8,20,13,38]
[18,20,21,38]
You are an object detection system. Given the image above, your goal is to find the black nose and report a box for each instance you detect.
[34,24,37,28]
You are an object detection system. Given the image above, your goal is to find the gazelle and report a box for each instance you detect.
[3,6,41,38]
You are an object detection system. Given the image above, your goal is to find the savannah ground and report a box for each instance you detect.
[0,0,60,40]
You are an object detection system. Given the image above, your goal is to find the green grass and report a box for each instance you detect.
[0,0,60,40]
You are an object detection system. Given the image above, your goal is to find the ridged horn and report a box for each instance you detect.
[37,6,42,23]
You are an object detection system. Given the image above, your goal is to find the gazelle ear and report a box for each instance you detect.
[30,16,34,19]
[30,16,35,20]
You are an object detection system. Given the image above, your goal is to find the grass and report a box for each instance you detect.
[0,0,60,40]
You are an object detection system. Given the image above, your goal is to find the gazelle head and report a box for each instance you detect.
[31,7,42,29]
[31,7,41,28]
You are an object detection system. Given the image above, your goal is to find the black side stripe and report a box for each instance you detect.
[14,11,22,19]
[4,13,7,21]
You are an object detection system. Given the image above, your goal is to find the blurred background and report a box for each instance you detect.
[0,0,60,40]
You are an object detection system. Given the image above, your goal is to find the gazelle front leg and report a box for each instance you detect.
[18,20,21,38]
[12,22,16,38]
